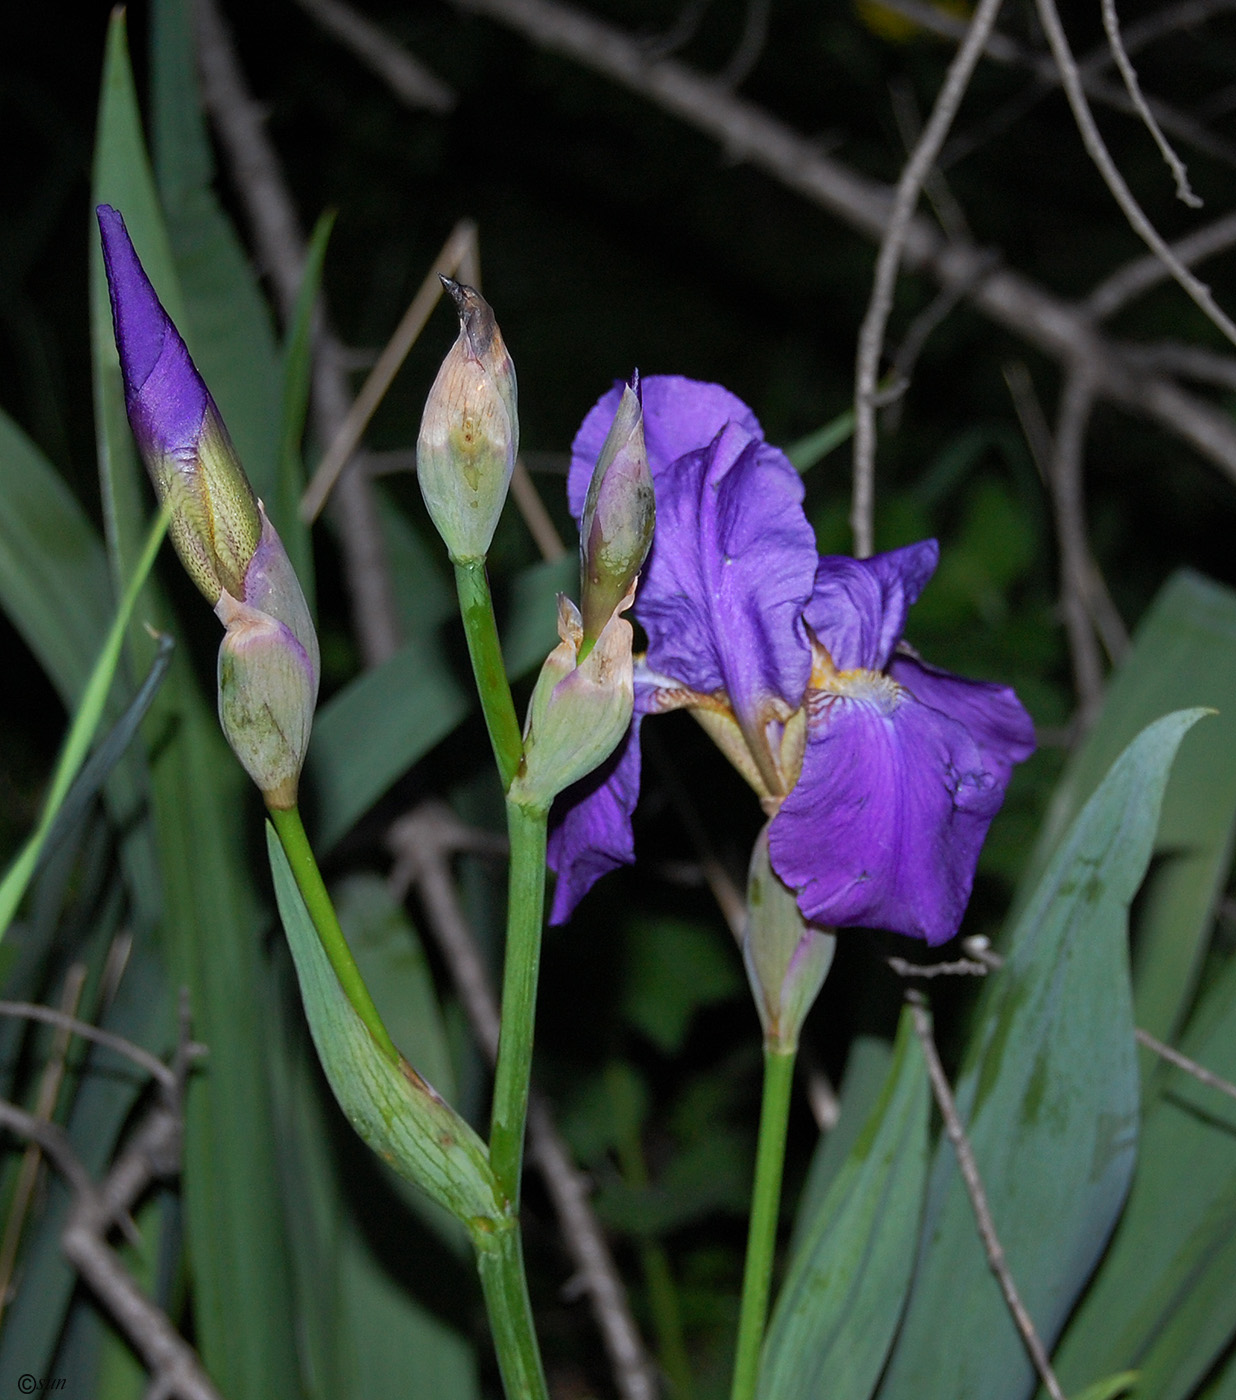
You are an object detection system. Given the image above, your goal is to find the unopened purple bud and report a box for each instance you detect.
[97,205,261,604]
[98,206,319,807]
[580,376,654,643]
[416,279,518,563]
[742,827,835,1050]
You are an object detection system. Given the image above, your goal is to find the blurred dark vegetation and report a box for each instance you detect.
[4,0,1236,1390]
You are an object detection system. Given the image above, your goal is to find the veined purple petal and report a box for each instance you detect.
[805,541,939,672]
[97,206,209,463]
[890,653,1036,785]
[768,687,1008,944]
[636,422,817,741]
[569,376,762,517]
[547,702,646,925]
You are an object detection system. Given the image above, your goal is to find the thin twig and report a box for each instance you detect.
[852,0,1007,557]
[195,0,402,665]
[301,219,479,523]
[386,806,659,1400]
[1049,365,1106,731]
[1100,0,1201,207]
[718,0,772,89]
[0,1013,219,1400]
[447,0,1236,487]
[1035,0,1236,351]
[1122,339,1236,390]
[886,954,991,978]
[0,967,88,1323]
[907,993,1068,1400]
[1085,209,1236,320]
[0,1000,182,1090]
[1136,1026,1236,1103]
[878,0,1236,174]
[510,458,568,560]
[293,0,456,112]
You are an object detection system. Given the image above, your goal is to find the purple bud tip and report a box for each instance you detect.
[628,369,641,398]
[96,204,209,462]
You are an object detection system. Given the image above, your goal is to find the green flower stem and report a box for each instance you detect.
[731,1042,796,1400]
[268,803,399,1065]
[454,559,524,792]
[476,1223,550,1400]
[489,798,548,1210]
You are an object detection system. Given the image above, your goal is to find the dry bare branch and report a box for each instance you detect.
[293,0,456,112]
[1136,1026,1236,1102]
[1049,365,1106,730]
[1034,0,1236,350]
[0,1012,218,1400]
[1084,209,1236,320]
[1101,0,1201,207]
[852,0,1006,556]
[445,0,1236,491]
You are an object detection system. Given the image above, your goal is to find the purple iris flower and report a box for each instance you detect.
[547,376,1035,945]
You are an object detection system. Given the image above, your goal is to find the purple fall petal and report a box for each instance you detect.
[768,689,1007,945]
[889,653,1036,786]
[569,376,762,517]
[805,541,940,672]
[96,205,209,462]
[547,706,645,924]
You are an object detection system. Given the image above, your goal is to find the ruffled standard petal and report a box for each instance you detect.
[890,653,1036,786]
[636,423,817,749]
[805,542,939,672]
[768,687,1008,944]
[569,376,761,517]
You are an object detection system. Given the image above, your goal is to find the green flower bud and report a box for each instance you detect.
[510,585,636,814]
[742,826,836,1050]
[580,375,654,643]
[215,510,320,809]
[416,279,518,564]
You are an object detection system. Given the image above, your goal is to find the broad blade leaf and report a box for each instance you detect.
[879,709,1208,1400]
[1012,571,1236,1043]
[1049,949,1236,1400]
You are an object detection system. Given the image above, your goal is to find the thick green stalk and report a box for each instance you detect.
[268,803,399,1064]
[476,1223,550,1400]
[454,558,523,792]
[489,799,548,1209]
[731,1043,796,1400]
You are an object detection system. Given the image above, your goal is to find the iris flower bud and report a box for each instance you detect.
[742,827,836,1051]
[416,278,518,564]
[510,586,635,814]
[579,374,654,645]
[98,205,319,808]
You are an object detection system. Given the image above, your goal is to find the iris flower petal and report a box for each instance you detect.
[635,423,817,733]
[768,688,1007,944]
[889,654,1036,786]
[805,542,939,672]
[547,689,649,924]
